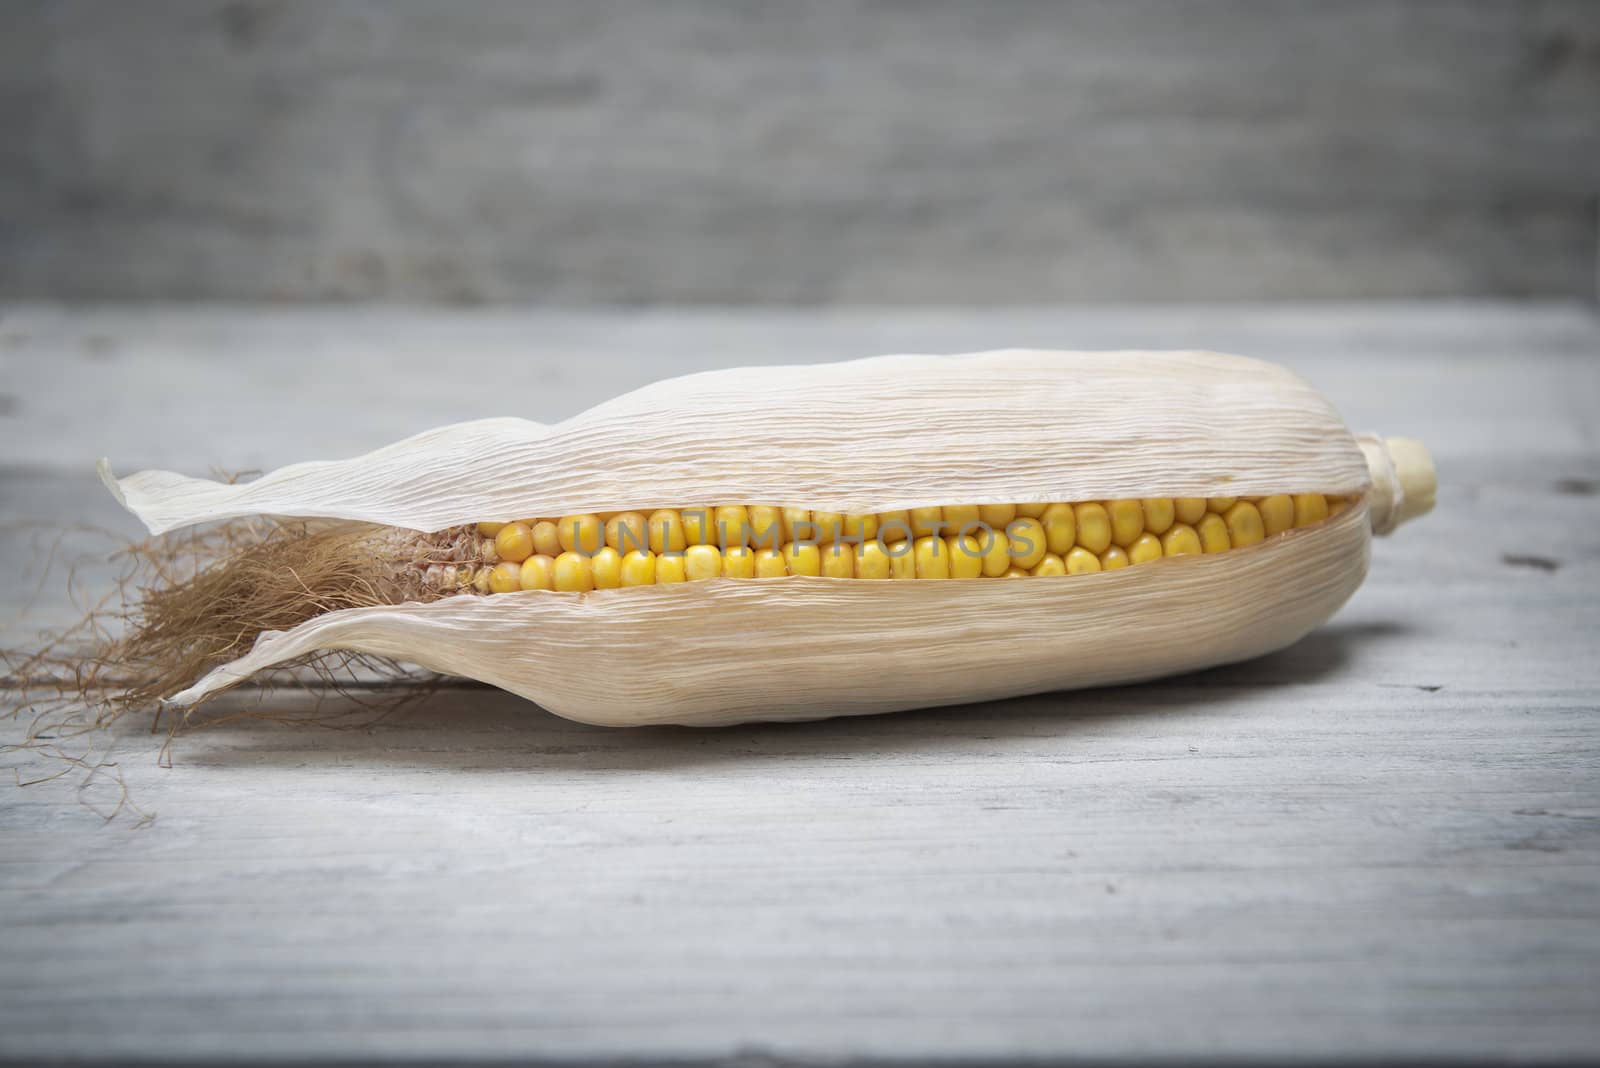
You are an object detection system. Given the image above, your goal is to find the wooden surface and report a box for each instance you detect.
[2,302,1599,1064]
[6,1,1600,303]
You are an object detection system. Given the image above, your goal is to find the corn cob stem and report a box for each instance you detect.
[1359,435,1436,535]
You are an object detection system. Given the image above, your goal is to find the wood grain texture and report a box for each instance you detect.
[2,1,1598,303]
[1,303,1599,1063]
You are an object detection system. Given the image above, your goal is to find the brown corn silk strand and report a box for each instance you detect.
[2,518,475,795]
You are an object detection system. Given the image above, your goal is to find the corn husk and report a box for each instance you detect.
[99,349,1424,727]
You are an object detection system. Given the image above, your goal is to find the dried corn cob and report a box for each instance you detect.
[455,495,1355,590]
[99,349,1435,726]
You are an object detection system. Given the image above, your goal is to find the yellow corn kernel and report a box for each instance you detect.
[655,553,687,584]
[477,521,505,538]
[1107,499,1144,547]
[488,561,523,593]
[619,550,656,587]
[841,513,879,544]
[494,522,535,564]
[1005,567,1030,578]
[1074,502,1112,554]
[683,543,722,581]
[1174,498,1207,524]
[603,512,648,555]
[1258,495,1294,536]
[714,505,750,549]
[910,506,945,538]
[1293,493,1329,527]
[747,506,784,550]
[754,547,788,578]
[1329,495,1351,517]
[1141,498,1175,535]
[471,566,494,594]
[647,509,688,554]
[1007,517,1048,569]
[913,536,950,579]
[1015,503,1048,518]
[980,530,1012,578]
[783,542,821,577]
[1128,532,1163,565]
[722,545,756,579]
[1223,501,1265,548]
[1065,546,1102,574]
[943,505,982,538]
[590,547,623,589]
[888,543,916,580]
[1032,553,1067,577]
[947,534,984,578]
[877,511,912,544]
[519,554,557,591]
[1207,497,1237,513]
[1100,545,1130,570]
[1197,512,1231,553]
[856,541,891,580]
[553,551,595,591]
[558,514,604,555]
[978,503,1016,528]
[781,507,813,543]
[812,511,844,544]
[682,507,715,546]
[1041,503,1076,555]
[820,544,854,578]
[1162,523,1202,556]
[529,520,562,558]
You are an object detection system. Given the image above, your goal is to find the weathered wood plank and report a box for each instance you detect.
[3,2,1597,302]
[1,304,1598,1063]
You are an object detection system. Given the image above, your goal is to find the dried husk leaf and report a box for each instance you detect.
[101,349,1382,726]
[105,350,1369,534]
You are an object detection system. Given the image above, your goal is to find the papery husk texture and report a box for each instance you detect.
[104,350,1376,726]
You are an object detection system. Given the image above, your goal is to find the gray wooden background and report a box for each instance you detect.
[4,0,1597,304]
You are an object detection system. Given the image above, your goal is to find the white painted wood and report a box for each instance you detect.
[2,304,1598,1063]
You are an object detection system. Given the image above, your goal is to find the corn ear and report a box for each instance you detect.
[98,350,1435,727]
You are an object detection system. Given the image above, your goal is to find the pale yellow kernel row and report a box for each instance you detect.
[472,494,1348,591]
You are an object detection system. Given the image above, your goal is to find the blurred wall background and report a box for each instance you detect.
[2,0,1596,304]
